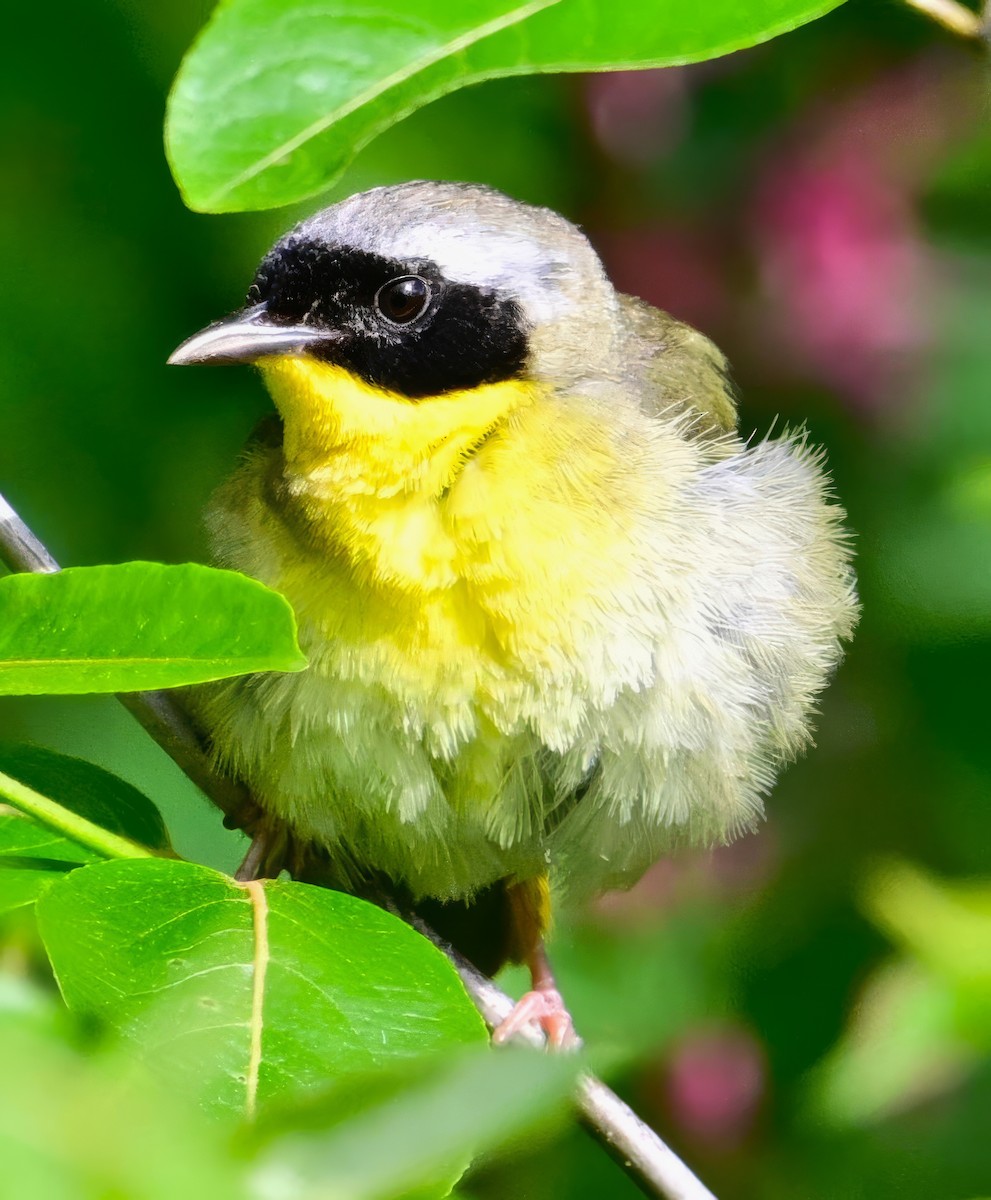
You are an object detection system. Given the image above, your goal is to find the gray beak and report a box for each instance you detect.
[168,304,335,366]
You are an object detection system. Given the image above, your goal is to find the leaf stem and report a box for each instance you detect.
[902,0,987,38]
[0,770,154,861]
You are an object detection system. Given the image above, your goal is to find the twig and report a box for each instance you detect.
[0,491,718,1200]
[902,0,987,38]
[0,492,60,574]
[579,1077,717,1200]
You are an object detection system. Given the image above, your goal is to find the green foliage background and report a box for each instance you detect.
[1,0,990,1197]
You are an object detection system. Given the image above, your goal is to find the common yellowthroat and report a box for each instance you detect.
[170,181,857,1043]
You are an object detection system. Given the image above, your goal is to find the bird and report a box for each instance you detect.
[169,180,858,1045]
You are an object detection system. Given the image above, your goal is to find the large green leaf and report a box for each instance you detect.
[0,562,306,694]
[167,0,847,212]
[36,859,487,1117]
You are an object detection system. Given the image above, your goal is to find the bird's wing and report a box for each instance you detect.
[616,294,738,433]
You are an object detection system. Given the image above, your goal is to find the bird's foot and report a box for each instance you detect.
[491,986,580,1050]
[235,821,290,881]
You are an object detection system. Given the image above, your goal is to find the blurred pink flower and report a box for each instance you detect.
[586,69,691,167]
[748,52,978,408]
[752,152,931,405]
[643,1024,767,1151]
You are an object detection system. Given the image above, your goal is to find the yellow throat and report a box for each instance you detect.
[258,355,553,593]
[262,356,541,493]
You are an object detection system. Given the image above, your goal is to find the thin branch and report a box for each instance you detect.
[0,492,60,574]
[0,491,719,1200]
[579,1077,718,1200]
[902,0,986,38]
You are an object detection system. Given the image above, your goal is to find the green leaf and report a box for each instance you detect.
[0,862,64,915]
[251,1046,578,1200]
[0,981,244,1200]
[862,860,991,993]
[806,960,980,1128]
[0,743,172,855]
[0,812,97,866]
[0,562,306,694]
[0,770,155,865]
[167,0,847,212]
[860,860,991,1054]
[36,859,487,1118]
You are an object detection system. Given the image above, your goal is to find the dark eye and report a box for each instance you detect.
[375,276,431,326]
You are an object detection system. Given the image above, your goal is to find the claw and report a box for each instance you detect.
[234,822,288,881]
[491,883,580,1049]
[492,986,580,1050]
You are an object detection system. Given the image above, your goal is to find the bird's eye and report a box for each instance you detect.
[375,276,431,326]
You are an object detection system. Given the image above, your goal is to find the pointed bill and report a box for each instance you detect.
[168,304,335,366]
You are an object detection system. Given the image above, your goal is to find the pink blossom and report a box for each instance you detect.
[586,69,691,167]
[752,152,930,404]
[655,1025,767,1150]
[748,52,977,407]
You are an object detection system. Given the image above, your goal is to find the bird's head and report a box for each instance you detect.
[169,181,621,478]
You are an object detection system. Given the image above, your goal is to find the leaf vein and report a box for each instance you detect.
[243,879,269,1120]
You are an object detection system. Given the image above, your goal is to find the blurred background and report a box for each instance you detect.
[1,1,990,1197]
